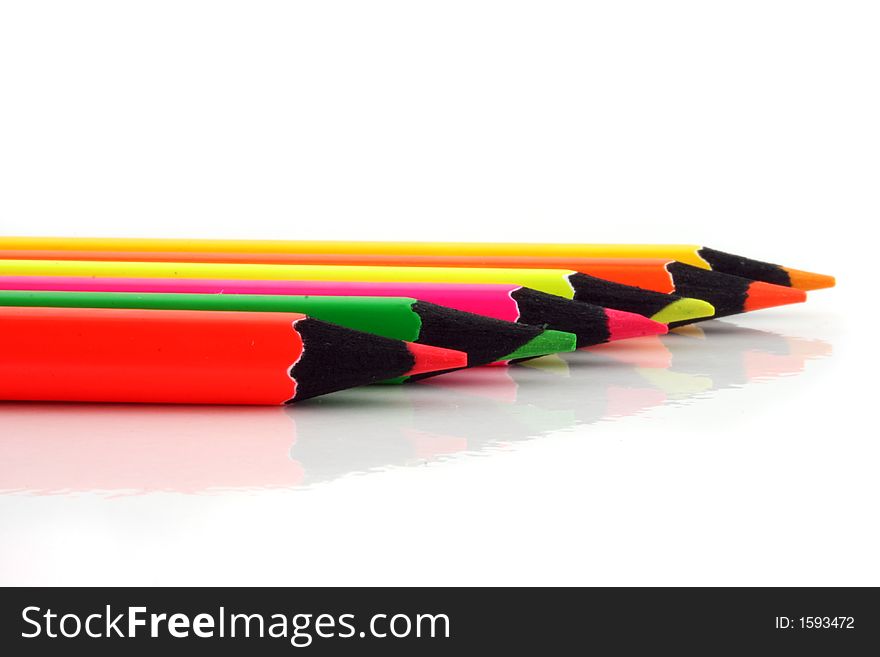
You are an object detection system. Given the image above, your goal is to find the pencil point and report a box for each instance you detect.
[649,298,715,325]
[605,308,668,341]
[743,281,807,312]
[405,342,468,376]
[504,329,578,360]
[783,267,836,291]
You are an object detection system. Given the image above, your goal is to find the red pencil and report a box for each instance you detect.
[0,306,466,404]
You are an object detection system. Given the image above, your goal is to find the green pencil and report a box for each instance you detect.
[0,290,577,377]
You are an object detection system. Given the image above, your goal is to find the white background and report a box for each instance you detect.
[0,1,877,585]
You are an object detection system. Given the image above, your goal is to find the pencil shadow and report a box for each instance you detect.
[0,319,832,495]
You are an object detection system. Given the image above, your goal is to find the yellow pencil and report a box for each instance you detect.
[0,237,835,290]
[0,258,714,324]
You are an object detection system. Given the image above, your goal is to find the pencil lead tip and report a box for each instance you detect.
[605,308,669,342]
[783,267,836,291]
[744,281,807,312]
[505,329,578,360]
[649,297,715,325]
[405,342,468,376]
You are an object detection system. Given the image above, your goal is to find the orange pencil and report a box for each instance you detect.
[0,249,804,322]
[0,238,836,290]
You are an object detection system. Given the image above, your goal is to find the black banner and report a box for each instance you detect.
[0,587,877,654]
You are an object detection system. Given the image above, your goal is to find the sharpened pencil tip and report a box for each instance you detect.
[783,267,836,291]
[605,308,669,341]
[649,297,715,325]
[744,281,807,312]
[404,342,468,376]
[504,329,578,360]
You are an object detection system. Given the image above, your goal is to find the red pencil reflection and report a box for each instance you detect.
[0,405,301,494]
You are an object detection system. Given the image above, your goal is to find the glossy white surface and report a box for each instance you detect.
[0,1,876,585]
[1,296,869,586]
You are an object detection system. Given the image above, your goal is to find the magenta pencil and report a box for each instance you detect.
[0,275,666,347]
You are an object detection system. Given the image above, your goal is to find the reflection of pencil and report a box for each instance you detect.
[584,335,673,370]
[284,393,423,484]
[0,259,713,326]
[0,405,300,494]
[286,377,584,485]
[418,366,520,404]
[0,306,465,404]
[635,368,713,400]
[0,237,835,290]
[0,275,668,348]
[698,322,832,360]
[505,353,668,426]
[423,349,671,431]
[634,326,832,395]
[742,335,833,381]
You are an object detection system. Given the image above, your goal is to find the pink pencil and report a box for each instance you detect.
[0,275,667,346]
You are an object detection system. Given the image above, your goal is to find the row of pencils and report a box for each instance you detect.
[0,238,834,405]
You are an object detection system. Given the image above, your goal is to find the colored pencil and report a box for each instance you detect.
[0,242,808,317]
[0,276,667,348]
[0,237,835,290]
[0,259,716,326]
[0,289,578,367]
[0,275,674,347]
[0,251,801,322]
[0,306,466,404]
[180,253,802,323]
